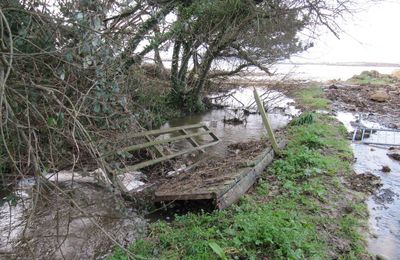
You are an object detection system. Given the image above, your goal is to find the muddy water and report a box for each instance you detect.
[164,87,299,158]
[337,112,400,259]
[0,172,146,259]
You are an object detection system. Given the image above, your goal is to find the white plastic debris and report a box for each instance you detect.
[117,171,146,192]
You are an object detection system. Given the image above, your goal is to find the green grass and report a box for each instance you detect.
[347,70,396,85]
[109,87,369,260]
[295,85,330,110]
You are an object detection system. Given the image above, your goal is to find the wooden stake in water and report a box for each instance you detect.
[253,88,281,155]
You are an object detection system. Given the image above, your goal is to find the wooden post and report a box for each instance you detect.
[253,88,281,155]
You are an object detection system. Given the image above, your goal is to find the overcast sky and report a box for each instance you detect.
[292,0,400,64]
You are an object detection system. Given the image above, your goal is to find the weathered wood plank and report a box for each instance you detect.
[203,125,219,141]
[254,88,281,155]
[115,123,205,140]
[217,169,257,210]
[102,130,212,157]
[216,139,286,209]
[114,140,219,174]
[154,192,215,201]
[180,129,205,153]
[145,135,165,157]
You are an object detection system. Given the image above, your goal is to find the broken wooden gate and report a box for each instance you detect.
[102,123,219,176]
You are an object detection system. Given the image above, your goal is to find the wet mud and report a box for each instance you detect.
[325,83,400,128]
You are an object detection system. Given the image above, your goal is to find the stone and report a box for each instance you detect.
[381,166,391,172]
[370,90,389,102]
[392,69,400,80]
[387,149,400,161]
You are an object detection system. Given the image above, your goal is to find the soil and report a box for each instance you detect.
[324,83,400,128]
[346,172,382,194]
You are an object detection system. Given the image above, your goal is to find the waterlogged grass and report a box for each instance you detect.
[110,111,368,260]
[295,86,330,110]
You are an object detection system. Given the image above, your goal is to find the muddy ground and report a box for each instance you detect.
[324,82,400,128]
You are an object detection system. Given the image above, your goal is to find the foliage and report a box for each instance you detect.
[0,0,180,187]
[290,112,314,126]
[162,0,344,110]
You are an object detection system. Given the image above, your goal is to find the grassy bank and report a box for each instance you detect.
[110,86,369,259]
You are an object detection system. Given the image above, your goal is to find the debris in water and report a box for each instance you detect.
[223,117,245,125]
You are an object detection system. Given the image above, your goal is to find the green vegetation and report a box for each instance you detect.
[110,88,368,259]
[295,85,330,110]
[347,70,397,85]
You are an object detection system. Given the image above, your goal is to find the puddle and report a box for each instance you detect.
[164,87,300,158]
[337,111,400,259]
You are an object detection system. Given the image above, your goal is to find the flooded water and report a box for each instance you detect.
[0,172,146,259]
[164,87,300,158]
[336,112,400,259]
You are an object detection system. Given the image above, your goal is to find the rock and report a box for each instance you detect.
[376,254,388,260]
[381,166,391,172]
[387,123,398,129]
[387,149,400,161]
[392,69,400,80]
[370,90,389,102]
[387,153,400,161]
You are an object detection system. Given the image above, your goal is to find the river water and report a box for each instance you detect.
[337,112,400,259]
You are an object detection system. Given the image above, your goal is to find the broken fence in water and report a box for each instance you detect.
[352,128,400,146]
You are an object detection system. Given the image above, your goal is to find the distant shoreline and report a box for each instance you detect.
[278,62,400,67]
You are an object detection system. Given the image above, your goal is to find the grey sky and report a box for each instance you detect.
[293,0,400,64]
